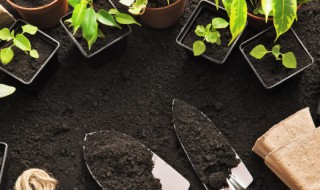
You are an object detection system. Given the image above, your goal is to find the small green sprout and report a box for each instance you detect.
[0,84,15,98]
[192,18,229,56]
[250,44,297,69]
[0,24,39,65]
[120,0,169,16]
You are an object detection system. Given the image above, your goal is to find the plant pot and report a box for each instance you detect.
[176,0,245,64]
[139,0,186,28]
[0,143,8,189]
[6,0,68,29]
[60,0,132,58]
[0,20,60,85]
[239,27,314,89]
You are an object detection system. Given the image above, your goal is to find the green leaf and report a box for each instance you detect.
[193,40,206,56]
[212,18,229,29]
[10,30,15,38]
[273,0,297,41]
[129,0,147,15]
[115,13,141,26]
[250,44,269,59]
[30,49,39,58]
[282,52,297,69]
[0,84,15,98]
[205,32,218,44]
[215,0,219,9]
[108,9,119,15]
[0,28,12,41]
[81,7,98,50]
[14,34,31,51]
[98,29,105,38]
[195,25,206,37]
[0,47,14,65]
[229,0,247,45]
[68,0,81,7]
[97,9,121,28]
[205,23,212,31]
[119,0,135,6]
[222,0,232,17]
[272,45,281,58]
[261,0,272,23]
[71,3,87,34]
[22,24,38,35]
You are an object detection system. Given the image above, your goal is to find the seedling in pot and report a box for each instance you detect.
[65,0,140,50]
[193,17,229,56]
[119,0,170,15]
[250,44,297,69]
[0,84,15,98]
[0,24,39,65]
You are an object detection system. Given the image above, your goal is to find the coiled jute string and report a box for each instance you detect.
[14,168,58,190]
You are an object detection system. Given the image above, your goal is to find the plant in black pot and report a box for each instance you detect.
[61,0,139,58]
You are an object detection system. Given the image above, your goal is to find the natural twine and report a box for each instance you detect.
[14,168,58,190]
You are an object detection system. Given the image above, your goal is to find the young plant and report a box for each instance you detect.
[250,44,297,69]
[0,84,15,98]
[66,0,140,50]
[192,18,229,56]
[119,0,170,15]
[0,24,39,65]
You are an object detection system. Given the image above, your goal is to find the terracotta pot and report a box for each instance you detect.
[247,4,302,31]
[6,0,68,29]
[139,0,186,28]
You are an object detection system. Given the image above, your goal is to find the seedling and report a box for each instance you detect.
[66,0,140,50]
[192,18,229,56]
[119,0,169,15]
[0,24,39,65]
[0,84,15,98]
[250,44,297,69]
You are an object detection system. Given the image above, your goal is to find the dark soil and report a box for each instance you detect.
[243,28,312,88]
[182,5,232,63]
[62,0,130,56]
[0,24,56,83]
[0,0,320,190]
[147,0,177,8]
[83,130,161,190]
[172,99,239,189]
[11,0,54,8]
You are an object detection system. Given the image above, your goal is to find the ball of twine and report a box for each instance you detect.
[14,168,58,190]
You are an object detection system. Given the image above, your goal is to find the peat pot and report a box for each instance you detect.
[239,27,314,89]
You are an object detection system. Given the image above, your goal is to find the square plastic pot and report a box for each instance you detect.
[176,0,245,64]
[0,19,60,85]
[0,143,8,189]
[239,27,314,89]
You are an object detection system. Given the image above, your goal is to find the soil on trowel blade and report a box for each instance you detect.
[172,100,239,190]
[83,130,162,190]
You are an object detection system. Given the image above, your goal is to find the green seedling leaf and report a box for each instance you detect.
[97,10,121,28]
[81,7,98,50]
[115,13,141,26]
[229,0,247,45]
[68,0,81,7]
[212,18,229,29]
[129,0,147,15]
[250,44,269,59]
[0,47,14,65]
[72,3,87,34]
[272,45,281,58]
[215,0,219,9]
[22,24,38,35]
[98,29,105,38]
[222,0,232,17]
[193,40,206,56]
[14,34,31,51]
[216,37,221,45]
[0,28,12,41]
[282,52,297,69]
[109,9,119,15]
[119,0,135,6]
[273,0,297,41]
[0,84,15,98]
[10,30,14,38]
[205,32,218,44]
[205,24,212,31]
[195,25,206,37]
[30,49,39,58]
[261,0,272,23]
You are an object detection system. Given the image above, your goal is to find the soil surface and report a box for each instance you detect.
[182,5,233,63]
[11,0,54,8]
[84,130,161,190]
[0,0,320,190]
[0,22,56,83]
[147,0,177,8]
[172,99,239,189]
[242,28,312,88]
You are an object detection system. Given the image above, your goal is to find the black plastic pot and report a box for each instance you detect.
[239,27,314,89]
[176,0,245,64]
[0,19,60,85]
[60,0,132,59]
[0,143,8,189]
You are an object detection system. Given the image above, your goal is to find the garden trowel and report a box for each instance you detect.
[83,130,190,190]
[172,99,253,190]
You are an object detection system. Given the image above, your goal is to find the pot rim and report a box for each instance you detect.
[6,0,59,11]
[145,0,184,11]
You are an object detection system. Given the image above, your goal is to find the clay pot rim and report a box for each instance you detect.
[247,3,302,21]
[145,0,183,11]
[6,0,58,11]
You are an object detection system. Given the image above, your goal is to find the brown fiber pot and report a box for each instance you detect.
[6,0,68,29]
[247,4,302,31]
[140,0,186,28]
